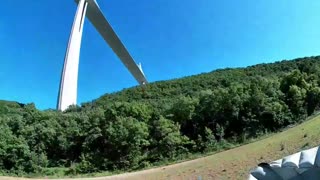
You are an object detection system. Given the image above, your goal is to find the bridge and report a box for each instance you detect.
[57,0,148,111]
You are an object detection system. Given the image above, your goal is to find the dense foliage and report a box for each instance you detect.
[1,56,320,176]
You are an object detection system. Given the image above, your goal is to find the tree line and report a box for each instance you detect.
[1,56,320,176]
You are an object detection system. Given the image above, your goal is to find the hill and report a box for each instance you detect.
[1,56,320,177]
[2,102,320,180]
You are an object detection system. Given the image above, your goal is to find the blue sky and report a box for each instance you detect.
[1,0,320,109]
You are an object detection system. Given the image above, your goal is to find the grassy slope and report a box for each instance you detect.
[2,114,320,180]
[113,113,320,180]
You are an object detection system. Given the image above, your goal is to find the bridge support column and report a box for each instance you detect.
[57,0,88,111]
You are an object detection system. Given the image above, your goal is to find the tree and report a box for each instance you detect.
[306,85,320,115]
[149,116,190,161]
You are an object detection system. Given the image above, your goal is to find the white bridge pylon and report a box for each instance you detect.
[57,0,148,111]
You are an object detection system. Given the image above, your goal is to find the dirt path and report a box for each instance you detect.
[0,156,207,180]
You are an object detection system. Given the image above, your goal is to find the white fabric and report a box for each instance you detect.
[299,146,318,168]
[282,152,301,168]
[249,145,320,180]
[314,146,320,167]
[248,174,258,180]
[270,159,282,168]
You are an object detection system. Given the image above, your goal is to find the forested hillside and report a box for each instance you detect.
[1,56,320,176]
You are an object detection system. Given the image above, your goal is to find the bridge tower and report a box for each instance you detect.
[57,0,147,111]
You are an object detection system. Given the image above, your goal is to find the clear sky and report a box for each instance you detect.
[1,0,320,110]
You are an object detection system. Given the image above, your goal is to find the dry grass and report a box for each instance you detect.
[2,115,320,180]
